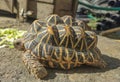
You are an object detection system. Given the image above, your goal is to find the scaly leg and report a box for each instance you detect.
[22,50,48,79]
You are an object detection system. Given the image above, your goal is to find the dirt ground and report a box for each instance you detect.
[0,17,120,82]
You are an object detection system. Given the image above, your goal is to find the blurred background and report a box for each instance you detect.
[0,0,120,48]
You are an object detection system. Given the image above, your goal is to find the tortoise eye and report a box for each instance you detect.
[16,42,21,46]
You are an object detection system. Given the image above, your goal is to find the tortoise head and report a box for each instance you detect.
[14,38,25,51]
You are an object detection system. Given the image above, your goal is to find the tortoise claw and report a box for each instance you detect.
[33,66,48,79]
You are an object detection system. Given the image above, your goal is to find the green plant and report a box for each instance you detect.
[0,28,26,48]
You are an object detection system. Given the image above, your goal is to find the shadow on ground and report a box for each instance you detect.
[42,54,120,80]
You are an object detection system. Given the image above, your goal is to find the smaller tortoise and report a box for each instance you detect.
[14,14,106,79]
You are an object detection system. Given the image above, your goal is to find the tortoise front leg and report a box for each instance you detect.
[22,50,48,79]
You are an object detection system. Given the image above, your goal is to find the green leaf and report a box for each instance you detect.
[0,28,26,48]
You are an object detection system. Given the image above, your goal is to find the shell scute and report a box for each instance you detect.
[22,14,106,69]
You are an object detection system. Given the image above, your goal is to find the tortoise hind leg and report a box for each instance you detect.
[86,58,106,68]
[22,50,48,79]
[85,48,107,68]
[92,47,107,68]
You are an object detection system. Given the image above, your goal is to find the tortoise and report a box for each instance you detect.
[14,14,106,79]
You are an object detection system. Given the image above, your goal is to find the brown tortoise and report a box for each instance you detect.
[14,14,106,79]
